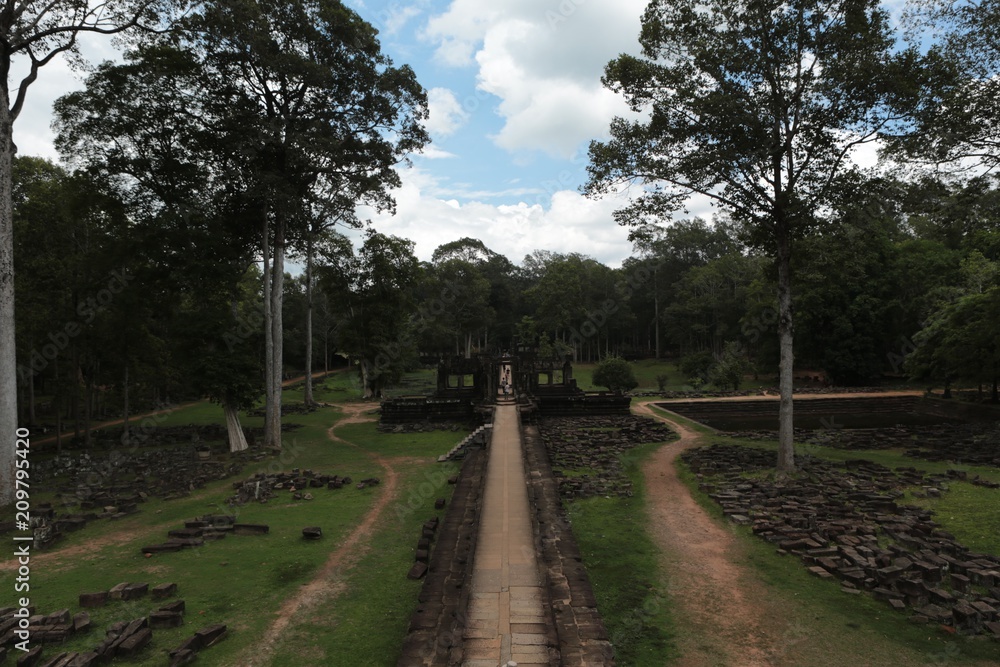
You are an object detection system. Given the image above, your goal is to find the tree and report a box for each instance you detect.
[592,355,638,394]
[322,231,420,399]
[897,0,1000,170]
[183,0,427,448]
[585,0,926,472]
[1,0,179,505]
[710,341,753,391]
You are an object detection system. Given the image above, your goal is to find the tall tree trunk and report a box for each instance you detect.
[122,364,130,443]
[261,213,277,449]
[224,402,249,452]
[775,231,795,473]
[0,95,16,504]
[304,231,315,406]
[465,331,472,359]
[654,268,661,359]
[27,340,35,425]
[267,214,286,449]
[73,348,81,439]
[83,373,93,448]
[54,354,62,453]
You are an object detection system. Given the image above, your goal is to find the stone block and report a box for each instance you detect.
[16,645,44,667]
[72,613,90,634]
[149,611,184,629]
[117,627,152,656]
[194,623,227,648]
[108,583,130,600]
[159,600,186,614]
[151,583,177,600]
[121,583,148,601]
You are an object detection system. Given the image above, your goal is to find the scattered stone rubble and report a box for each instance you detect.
[683,443,1000,637]
[538,415,677,499]
[407,516,440,581]
[377,421,468,434]
[226,468,356,506]
[0,581,222,667]
[806,423,1000,468]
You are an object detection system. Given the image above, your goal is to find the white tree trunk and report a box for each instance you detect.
[0,98,16,505]
[224,402,249,452]
[776,236,795,473]
[261,214,277,450]
[304,232,314,405]
[267,219,285,449]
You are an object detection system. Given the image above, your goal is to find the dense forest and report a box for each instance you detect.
[13,161,1000,428]
[3,0,1000,497]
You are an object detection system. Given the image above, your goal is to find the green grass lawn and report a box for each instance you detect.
[572,359,774,392]
[667,414,1000,665]
[566,441,678,666]
[1,390,470,666]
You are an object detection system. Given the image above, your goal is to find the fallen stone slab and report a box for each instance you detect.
[159,600,185,614]
[116,627,152,656]
[149,611,184,629]
[72,613,90,634]
[121,583,148,601]
[16,645,44,666]
[151,583,177,600]
[108,583,130,600]
[194,623,227,648]
[302,526,322,540]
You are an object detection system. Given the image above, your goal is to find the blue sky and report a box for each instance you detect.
[12,0,654,267]
[12,0,907,267]
[344,0,658,266]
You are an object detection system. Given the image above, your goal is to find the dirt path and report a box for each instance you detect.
[0,485,225,574]
[239,401,400,667]
[634,400,791,667]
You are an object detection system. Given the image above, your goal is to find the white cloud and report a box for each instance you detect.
[359,165,637,266]
[424,0,648,158]
[425,87,470,137]
[383,4,423,35]
[416,145,459,160]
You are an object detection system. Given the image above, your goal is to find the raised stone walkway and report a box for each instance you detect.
[463,403,550,666]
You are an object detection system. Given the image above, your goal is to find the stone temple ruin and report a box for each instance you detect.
[379,347,630,425]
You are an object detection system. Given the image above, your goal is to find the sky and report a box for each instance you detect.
[11,0,909,269]
[11,0,671,268]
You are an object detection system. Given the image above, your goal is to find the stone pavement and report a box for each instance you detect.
[463,403,551,667]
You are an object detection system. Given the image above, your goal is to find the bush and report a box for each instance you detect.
[709,342,752,391]
[679,351,714,386]
[655,373,669,391]
[592,356,639,394]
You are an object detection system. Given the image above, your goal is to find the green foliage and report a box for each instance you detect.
[708,341,751,391]
[679,351,714,387]
[592,355,639,394]
[655,373,669,392]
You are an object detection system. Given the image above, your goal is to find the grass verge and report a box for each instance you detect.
[566,441,677,666]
